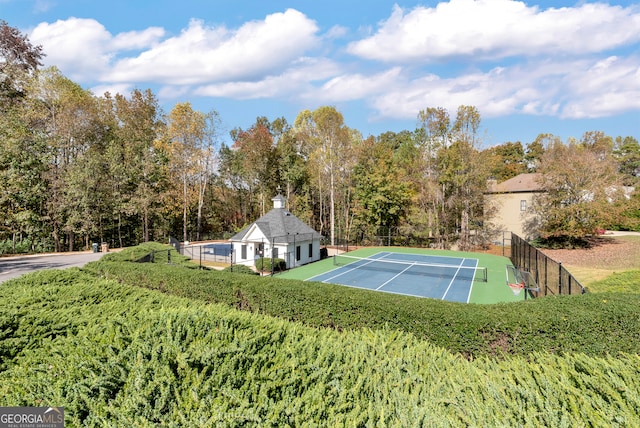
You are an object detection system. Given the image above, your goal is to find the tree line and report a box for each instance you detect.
[1,21,639,253]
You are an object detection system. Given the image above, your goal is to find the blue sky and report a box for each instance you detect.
[2,0,639,147]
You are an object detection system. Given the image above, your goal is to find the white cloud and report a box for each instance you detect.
[29,17,164,81]
[33,0,54,13]
[22,4,640,127]
[194,57,341,100]
[30,18,113,79]
[27,9,319,91]
[89,83,134,98]
[325,25,348,40]
[309,67,404,102]
[111,27,166,51]
[561,56,640,118]
[365,56,640,121]
[107,9,319,85]
[348,1,640,62]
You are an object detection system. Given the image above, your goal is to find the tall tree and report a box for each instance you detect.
[276,123,311,217]
[165,102,206,242]
[483,141,527,182]
[436,105,488,250]
[217,144,251,229]
[352,136,412,242]
[32,67,101,251]
[580,130,614,161]
[613,136,640,186]
[0,21,46,250]
[532,140,622,238]
[0,20,44,107]
[111,89,166,244]
[524,135,552,172]
[232,117,279,216]
[414,109,451,246]
[294,106,356,246]
[194,110,221,240]
[0,97,48,251]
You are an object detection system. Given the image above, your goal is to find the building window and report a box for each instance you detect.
[241,245,247,260]
[520,200,527,211]
[272,247,279,258]
[296,245,301,261]
[308,243,313,258]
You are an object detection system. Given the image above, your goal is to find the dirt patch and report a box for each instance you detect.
[234,289,254,311]
[539,236,640,271]
[488,332,511,356]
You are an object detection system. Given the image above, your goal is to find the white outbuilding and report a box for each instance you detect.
[229,195,322,269]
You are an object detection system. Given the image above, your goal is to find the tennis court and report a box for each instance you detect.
[307,251,486,303]
[279,247,522,304]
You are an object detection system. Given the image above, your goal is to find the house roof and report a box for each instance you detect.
[487,173,544,193]
[230,207,321,243]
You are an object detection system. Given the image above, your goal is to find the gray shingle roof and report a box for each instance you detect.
[230,207,321,243]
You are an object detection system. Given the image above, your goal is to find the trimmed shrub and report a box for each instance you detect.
[223,264,259,275]
[255,257,286,272]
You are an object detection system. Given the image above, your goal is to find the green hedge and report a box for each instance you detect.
[84,260,640,358]
[1,269,639,426]
[255,257,286,272]
[223,264,259,275]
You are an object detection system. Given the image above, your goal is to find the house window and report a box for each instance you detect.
[308,243,313,258]
[520,200,527,211]
[296,245,301,261]
[241,245,247,260]
[272,247,279,258]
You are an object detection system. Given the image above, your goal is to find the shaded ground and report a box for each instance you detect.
[540,234,640,271]
[476,233,640,289]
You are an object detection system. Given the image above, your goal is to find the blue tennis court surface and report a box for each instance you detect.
[307,252,483,303]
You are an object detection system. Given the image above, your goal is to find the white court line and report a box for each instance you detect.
[464,259,479,303]
[319,258,379,283]
[376,262,416,290]
[305,252,392,282]
[441,258,466,300]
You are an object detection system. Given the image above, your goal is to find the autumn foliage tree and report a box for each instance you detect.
[2,21,639,254]
[532,138,623,240]
[0,20,43,106]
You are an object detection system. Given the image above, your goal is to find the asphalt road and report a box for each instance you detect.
[0,252,108,284]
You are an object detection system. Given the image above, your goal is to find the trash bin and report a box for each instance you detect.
[92,243,99,253]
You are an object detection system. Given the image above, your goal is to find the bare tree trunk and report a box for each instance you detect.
[330,168,335,246]
[183,176,188,242]
[118,214,123,248]
[143,208,149,242]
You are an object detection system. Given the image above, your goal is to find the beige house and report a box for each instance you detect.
[485,173,543,240]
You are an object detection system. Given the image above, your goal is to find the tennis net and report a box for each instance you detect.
[333,254,488,282]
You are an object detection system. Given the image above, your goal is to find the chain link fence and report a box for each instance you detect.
[510,233,586,297]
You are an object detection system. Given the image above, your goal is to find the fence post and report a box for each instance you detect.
[568,273,572,295]
[544,257,548,296]
[168,249,171,264]
[558,262,562,295]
